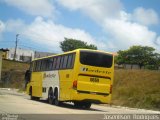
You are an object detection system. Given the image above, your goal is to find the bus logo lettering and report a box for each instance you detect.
[43,73,56,79]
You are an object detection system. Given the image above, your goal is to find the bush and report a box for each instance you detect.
[145,65,158,70]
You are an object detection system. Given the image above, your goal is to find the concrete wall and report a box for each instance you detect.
[124,64,142,69]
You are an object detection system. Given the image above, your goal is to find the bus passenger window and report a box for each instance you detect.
[53,57,57,70]
[56,56,61,69]
[37,60,42,71]
[63,55,68,69]
[35,61,38,71]
[60,56,64,69]
[41,60,45,71]
[67,54,72,68]
[71,54,75,68]
[49,58,54,70]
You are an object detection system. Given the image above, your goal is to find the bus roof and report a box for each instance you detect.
[32,49,113,61]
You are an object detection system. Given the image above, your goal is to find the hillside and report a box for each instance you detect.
[1,59,29,89]
[0,59,159,110]
[112,69,160,111]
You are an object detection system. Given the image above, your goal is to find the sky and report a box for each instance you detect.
[0,0,160,53]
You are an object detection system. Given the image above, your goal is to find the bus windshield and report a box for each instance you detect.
[80,50,113,68]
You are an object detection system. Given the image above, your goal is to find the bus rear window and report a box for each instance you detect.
[80,51,113,68]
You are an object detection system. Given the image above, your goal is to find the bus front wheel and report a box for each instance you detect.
[48,89,54,104]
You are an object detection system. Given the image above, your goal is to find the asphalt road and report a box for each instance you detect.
[0,88,159,120]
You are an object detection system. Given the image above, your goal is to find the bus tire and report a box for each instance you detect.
[74,102,81,108]
[74,102,91,109]
[48,89,54,104]
[84,102,92,109]
[30,87,39,100]
[53,90,61,106]
[30,87,34,100]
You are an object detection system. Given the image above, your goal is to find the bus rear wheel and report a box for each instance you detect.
[84,102,92,109]
[53,90,61,106]
[74,102,92,109]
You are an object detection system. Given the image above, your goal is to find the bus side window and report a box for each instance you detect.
[53,57,57,70]
[71,53,75,68]
[41,60,46,71]
[46,59,49,71]
[67,54,72,69]
[33,62,35,71]
[40,60,43,71]
[34,61,38,71]
[49,57,54,70]
[37,60,41,71]
[45,59,48,71]
[60,56,64,69]
[29,62,33,71]
[63,55,68,69]
[56,56,61,70]
[67,53,75,69]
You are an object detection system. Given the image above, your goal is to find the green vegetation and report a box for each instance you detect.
[115,45,160,70]
[112,69,160,110]
[60,38,97,52]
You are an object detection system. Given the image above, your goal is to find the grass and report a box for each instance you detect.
[2,59,29,71]
[112,69,160,111]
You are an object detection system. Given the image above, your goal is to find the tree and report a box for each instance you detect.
[60,38,97,52]
[116,45,159,69]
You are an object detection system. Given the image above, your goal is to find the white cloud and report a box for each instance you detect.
[5,17,98,52]
[104,18,157,50]
[0,20,5,33]
[156,37,160,45]
[2,0,56,18]
[57,0,123,23]
[57,0,160,51]
[5,19,25,32]
[0,20,5,40]
[132,7,159,26]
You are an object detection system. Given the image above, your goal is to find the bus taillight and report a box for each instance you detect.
[73,80,77,89]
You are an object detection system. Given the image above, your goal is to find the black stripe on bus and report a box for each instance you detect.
[77,90,109,96]
[78,74,111,80]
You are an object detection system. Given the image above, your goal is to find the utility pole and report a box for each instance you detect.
[0,50,3,82]
[13,34,19,60]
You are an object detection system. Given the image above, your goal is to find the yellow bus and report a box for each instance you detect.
[26,49,114,108]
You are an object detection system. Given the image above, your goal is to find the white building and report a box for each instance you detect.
[6,48,56,62]
[8,48,34,62]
